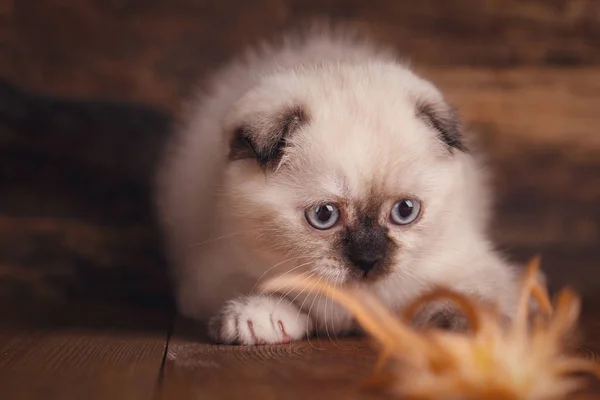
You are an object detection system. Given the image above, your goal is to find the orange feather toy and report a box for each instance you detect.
[260,257,600,399]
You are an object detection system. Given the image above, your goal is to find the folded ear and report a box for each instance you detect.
[415,99,467,152]
[228,104,309,171]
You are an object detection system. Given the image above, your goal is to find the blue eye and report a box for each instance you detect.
[305,203,340,230]
[390,199,421,225]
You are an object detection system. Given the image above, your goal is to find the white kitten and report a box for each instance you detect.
[155,26,520,345]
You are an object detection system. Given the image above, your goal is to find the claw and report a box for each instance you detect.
[247,320,265,345]
[278,320,292,343]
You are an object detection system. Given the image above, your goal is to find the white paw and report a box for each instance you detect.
[208,295,312,345]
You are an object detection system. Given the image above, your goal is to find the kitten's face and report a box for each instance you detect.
[223,63,482,286]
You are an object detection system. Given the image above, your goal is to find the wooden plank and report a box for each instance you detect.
[159,302,600,399]
[421,68,600,149]
[0,213,171,307]
[0,305,170,400]
[158,317,380,400]
[575,298,600,394]
[2,1,600,110]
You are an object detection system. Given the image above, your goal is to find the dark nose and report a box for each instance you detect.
[349,252,383,273]
[342,221,390,274]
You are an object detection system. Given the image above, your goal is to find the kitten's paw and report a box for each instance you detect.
[411,301,470,332]
[207,295,312,345]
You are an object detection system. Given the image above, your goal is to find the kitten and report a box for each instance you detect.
[155,25,520,345]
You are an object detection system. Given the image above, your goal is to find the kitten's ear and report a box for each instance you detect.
[415,100,467,152]
[228,104,309,171]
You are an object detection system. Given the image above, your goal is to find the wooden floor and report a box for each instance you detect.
[2,0,600,398]
[1,299,600,400]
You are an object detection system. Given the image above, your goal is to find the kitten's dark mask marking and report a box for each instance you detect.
[415,100,466,152]
[229,104,309,171]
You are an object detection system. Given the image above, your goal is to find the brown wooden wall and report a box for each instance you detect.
[1,0,599,308]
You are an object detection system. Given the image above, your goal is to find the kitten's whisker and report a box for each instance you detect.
[393,271,426,293]
[314,282,325,344]
[256,256,319,294]
[328,277,342,346]
[270,267,317,310]
[287,270,319,313]
[292,275,322,350]
[251,256,315,293]
[397,269,426,286]
[257,260,316,297]
[292,270,318,321]
[306,275,325,350]
[254,233,268,240]
[322,275,339,348]
[252,228,282,241]
[187,228,278,248]
[187,232,244,247]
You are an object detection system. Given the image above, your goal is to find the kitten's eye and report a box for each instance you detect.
[305,203,340,230]
[390,199,421,225]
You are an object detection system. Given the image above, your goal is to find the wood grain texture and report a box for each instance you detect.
[0,305,170,400]
[423,68,600,149]
[0,80,173,306]
[157,308,600,400]
[1,303,599,400]
[2,0,600,111]
[158,317,381,400]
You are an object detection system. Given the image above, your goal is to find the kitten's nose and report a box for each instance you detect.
[342,218,391,276]
[350,253,383,273]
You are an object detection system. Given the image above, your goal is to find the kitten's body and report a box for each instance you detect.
[156,27,519,345]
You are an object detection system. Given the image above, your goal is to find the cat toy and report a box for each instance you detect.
[260,257,600,399]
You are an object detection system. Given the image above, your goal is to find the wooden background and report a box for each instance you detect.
[1,0,599,309]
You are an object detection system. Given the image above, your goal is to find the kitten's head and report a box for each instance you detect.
[221,62,490,286]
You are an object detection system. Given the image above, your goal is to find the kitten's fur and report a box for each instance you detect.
[155,26,519,345]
